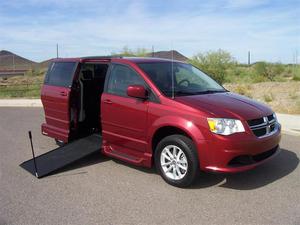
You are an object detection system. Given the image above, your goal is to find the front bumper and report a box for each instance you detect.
[198,123,281,173]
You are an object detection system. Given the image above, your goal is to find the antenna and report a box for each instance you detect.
[171,47,175,99]
[56,44,59,58]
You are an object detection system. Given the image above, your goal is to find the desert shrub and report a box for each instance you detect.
[272,63,285,75]
[189,49,236,84]
[231,67,242,76]
[254,62,285,81]
[293,74,300,81]
[234,84,252,97]
[263,93,274,102]
[251,74,267,83]
[235,85,247,95]
[254,62,272,80]
[25,68,46,77]
[254,62,267,76]
[289,92,298,100]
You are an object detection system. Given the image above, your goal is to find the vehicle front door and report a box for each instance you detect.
[101,63,149,152]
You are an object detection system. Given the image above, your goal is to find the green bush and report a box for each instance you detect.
[251,73,267,83]
[235,84,252,97]
[253,62,285,81]
[189,49,236,84]
[293,74,300,81]
[272,63,285,75]
[263,93,274,102]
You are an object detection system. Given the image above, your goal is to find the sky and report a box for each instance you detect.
[0,0,299,63]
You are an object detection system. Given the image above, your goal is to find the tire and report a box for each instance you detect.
[155,134,199,188]
[55,139,65,147]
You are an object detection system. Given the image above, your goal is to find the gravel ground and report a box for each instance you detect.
[0,108,299,225]
[225,81,300,114]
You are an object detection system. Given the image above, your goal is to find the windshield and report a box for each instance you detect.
[138,62,226,97]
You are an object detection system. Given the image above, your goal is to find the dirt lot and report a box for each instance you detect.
[0,107,300,225]
[225,81,300,114]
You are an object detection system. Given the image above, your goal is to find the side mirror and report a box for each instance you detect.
[127,85,148,99]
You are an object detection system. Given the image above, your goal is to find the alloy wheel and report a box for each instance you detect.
[160,145,188,180]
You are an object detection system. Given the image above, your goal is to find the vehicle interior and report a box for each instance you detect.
[76,63,109,137]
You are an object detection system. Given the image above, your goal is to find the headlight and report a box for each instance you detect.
[207,118,245,135]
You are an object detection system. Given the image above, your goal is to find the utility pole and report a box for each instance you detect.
[294,50,298,76]
[152,45,154,57]
[248,51,251,66]
[56,44,59,58]
[13,54,15,70]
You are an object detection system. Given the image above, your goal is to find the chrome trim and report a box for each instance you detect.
[248,114,278,138]
[250,121,276,130]
[249,122,268,129]
[257,124,279,138]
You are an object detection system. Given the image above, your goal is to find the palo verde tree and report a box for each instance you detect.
[189,49,236,84]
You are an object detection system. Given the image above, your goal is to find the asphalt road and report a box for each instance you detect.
[0,108,299,225]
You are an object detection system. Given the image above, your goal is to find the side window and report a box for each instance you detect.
[107,64,145,97]
[44,62,76,87]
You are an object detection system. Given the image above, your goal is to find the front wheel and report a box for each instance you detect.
[155,135,199,187]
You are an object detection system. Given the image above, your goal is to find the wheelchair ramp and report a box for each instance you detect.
[20,134,102,178]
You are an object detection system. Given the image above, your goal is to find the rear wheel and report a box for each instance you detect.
[155,135,199,187]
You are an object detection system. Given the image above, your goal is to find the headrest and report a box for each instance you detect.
[82,70,93,80]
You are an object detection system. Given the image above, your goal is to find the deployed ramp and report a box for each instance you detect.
[20,134,102,178]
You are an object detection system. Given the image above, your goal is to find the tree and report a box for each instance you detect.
[254,62,284,81]
[189,49,236,84]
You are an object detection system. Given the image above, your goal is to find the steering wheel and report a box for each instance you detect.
[178,79,190,87]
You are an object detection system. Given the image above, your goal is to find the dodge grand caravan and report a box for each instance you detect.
[41,56,281,187]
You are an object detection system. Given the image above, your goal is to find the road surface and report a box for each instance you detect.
[0,108,299,225]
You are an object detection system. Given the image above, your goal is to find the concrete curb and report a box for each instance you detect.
[277,114,300,136]
[0,99,299,136]
[0,99,42,107]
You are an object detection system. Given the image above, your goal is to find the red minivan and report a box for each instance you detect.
[41,56,281,187]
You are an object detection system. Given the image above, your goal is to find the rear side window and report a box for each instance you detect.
[107,64,145,97]
[44,62,77,87]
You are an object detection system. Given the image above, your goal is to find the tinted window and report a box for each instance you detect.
[45,62,76,87]
[107,64,145,97]
[138,62,225,97]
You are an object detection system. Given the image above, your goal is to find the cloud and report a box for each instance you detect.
[0,0,299,63]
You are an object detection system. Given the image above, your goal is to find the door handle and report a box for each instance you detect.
[103,99,113,104]
[60,91,67,96]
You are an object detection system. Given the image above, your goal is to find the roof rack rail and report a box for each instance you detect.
[81,55,123,60]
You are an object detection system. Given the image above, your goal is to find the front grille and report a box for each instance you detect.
[267,114,275,122]
[247,118,264,127]
[247,114,277,137]
[253,128,267,137]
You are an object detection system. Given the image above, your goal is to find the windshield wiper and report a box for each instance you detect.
[193,89,228,95]
[176,89,227,96]
[165,89,227,97]
[174,90,200,96]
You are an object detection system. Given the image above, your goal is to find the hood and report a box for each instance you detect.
[175,92,273,120]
